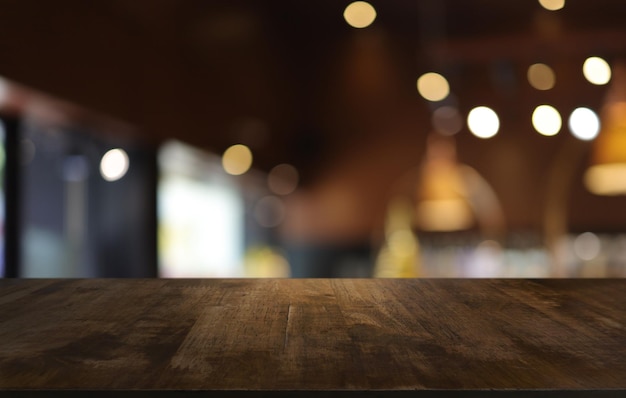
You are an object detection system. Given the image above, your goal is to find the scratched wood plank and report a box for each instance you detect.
[0,278,625,393]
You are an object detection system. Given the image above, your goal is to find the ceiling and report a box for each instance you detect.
[1,0,626,238]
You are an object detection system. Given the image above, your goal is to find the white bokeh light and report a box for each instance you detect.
[568,107,600,141]
[532,105,562,136]
[573,232,601,261]
[100,148,129,181]
[467,106,500,139]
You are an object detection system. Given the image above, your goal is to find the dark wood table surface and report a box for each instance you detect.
[1,278,625,397]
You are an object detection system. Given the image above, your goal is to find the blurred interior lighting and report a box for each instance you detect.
[583,57,611,85]
[416,135,474,232]
[222,144,252,175]
[343,1,377,28]
[158,141,244,278]
[417,73,450,102]
[585,62,626,196]
[416,199,474,232]
[527,63,556,90]
[253,195,286,228]
[568,107,600,140]
[532,105,562,136]
[432,106,463,135]
[388,230,417,258]
[374,198,420,278]
[243,247,290,278]
[268,163,299,195]
[467,106,500,139]
[467,240,504,277]
[585,163,626,196]
[0,77,9,106]
[585,101,626,193]
[538,0,565,11]
[573,232,601,261]
[100,148,129,181]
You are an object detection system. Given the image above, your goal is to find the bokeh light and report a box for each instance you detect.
[467,106,500,139]
[538,0,565,11]
[432,106,463,136]
[527,63,556,90]
[532,105,562,136]
[585,164,626,196]
[222,144,253,175]
[268,163,299,195]
[254,195,286,227]
[416,199,474,232]
[100,148,129,181]
[583,57,611,85]
[343,2,377,28]
[417,72,450,102]
[573,232,601,261]
[388,230,417,257]
[568,107,600,140]
[0,77,9,106]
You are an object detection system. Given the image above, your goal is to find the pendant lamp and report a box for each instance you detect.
[584,62,626,195]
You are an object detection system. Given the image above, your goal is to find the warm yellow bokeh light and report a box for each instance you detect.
[538,0,565,11]
[416,199,474,232]
[388,230,417,257]
[532,105,562,136]
[417,72,450,102]
[583,57,611,85]
[343,1,377,28]
[527,63,556,90]
[467,106,499,139]
[268,163,299,195]
[222,144,253,175]
[569,107,600,141]
[585,164,626,196]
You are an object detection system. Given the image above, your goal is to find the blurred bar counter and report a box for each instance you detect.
[1,278,625,397]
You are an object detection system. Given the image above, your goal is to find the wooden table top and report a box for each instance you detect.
[1,278,625,396]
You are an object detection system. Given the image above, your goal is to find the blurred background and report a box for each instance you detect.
[1,0,626,278]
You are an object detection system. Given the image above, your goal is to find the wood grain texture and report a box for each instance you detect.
[0,278,625,394]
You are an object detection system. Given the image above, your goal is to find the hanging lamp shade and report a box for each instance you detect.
[584,62,626,195]
[415,134,474,231]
